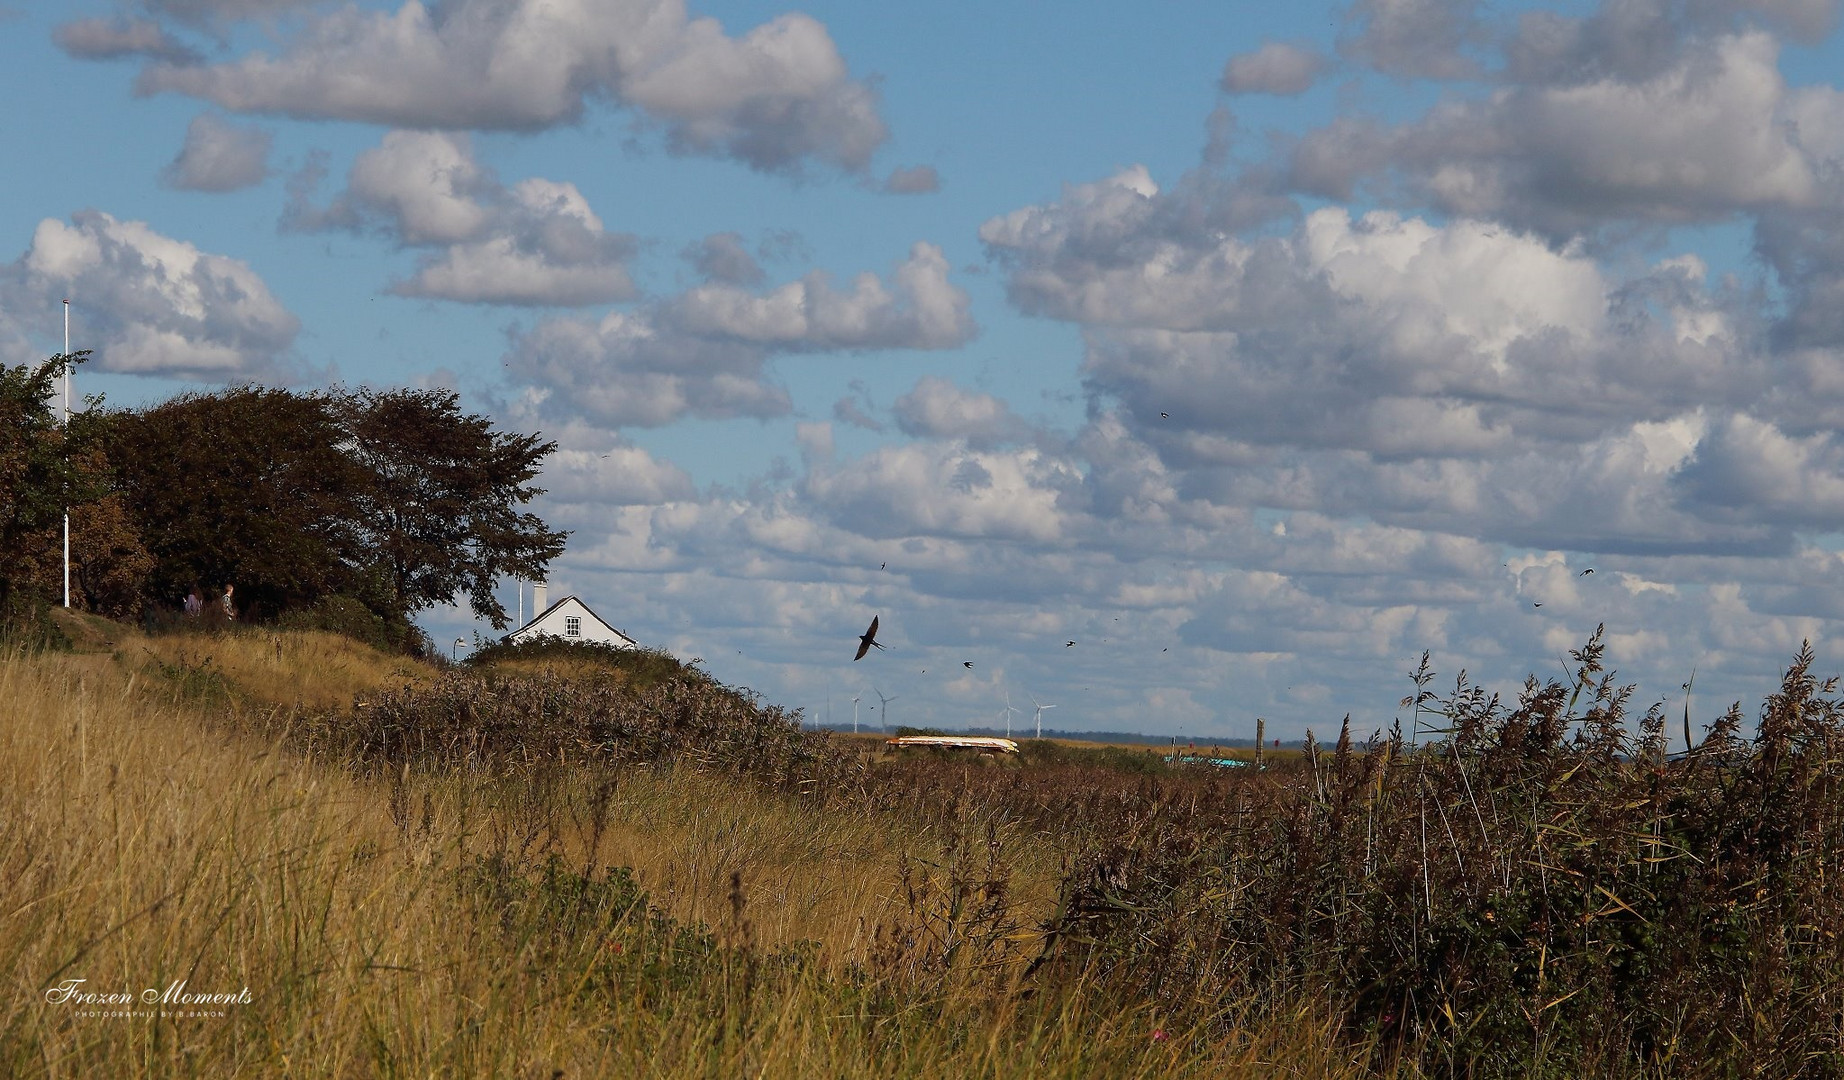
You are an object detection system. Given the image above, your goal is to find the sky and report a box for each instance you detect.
[9,0,1844,740]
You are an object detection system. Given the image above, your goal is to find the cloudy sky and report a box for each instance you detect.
[9,0,1844,739]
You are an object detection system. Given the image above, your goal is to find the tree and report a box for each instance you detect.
[338,387,567,629]
[15,447,154,618]
[0,353,105,609]
[104,387,368,620]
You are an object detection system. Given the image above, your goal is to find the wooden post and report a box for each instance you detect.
[1255,717,1265,769]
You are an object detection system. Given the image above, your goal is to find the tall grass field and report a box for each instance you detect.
[4,614,1842,1077]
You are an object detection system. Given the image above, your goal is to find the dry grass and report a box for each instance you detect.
[0,630,1378,1078]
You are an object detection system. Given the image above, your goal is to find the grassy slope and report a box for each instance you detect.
[0,622,1374,1079]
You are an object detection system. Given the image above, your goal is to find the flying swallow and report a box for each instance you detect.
[1580,568,1594,576]
[963,661,973,668]
[854,616,885,661]
[1065,640,1076,647]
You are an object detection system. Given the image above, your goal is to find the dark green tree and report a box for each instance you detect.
[338,387,567,629]
[104,387,368,620]
[0,352,104,609]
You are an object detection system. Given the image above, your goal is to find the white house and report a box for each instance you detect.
[505,586,637,649]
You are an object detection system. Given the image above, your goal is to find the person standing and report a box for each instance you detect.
[184,587,202,617]
[221,583,236,622]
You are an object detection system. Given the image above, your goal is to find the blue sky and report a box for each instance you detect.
[9,0,1844,740]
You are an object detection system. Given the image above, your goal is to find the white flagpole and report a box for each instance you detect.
[62,299,70,609]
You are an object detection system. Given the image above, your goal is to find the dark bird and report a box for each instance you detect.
[1580,568,1594,576]
[963,661,973,668]
[1065,640,1075,647]
[1160,412,1169,418]
[880,562,886,570]
[1532,603,1543,608]
[854,616,885,661]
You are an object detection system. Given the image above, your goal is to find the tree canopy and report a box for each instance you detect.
[0,358,567,644]
[0,353,105,611]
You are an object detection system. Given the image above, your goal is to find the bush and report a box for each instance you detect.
[466,637,717,696]
[0,592,71,652]
[320,665,854,794]
[1028,628,1844,1076]
[276,594,433,657]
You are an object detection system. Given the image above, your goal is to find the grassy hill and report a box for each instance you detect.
[6,618,1844,1077]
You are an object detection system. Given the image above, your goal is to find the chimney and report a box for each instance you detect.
[532,581,548,616]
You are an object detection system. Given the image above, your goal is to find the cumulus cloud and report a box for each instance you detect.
[55,16,200,64]
[883,164,941,194]
[666,242,975,350]
[0,210,298,378]
[684,232,764,284]
[893,376,1032,447]
[507,312,789,428]
[292,131,636,306]
[142,0,322,23]
[161,113,271,192]
[832,382,885,431]
[124,0,887,173]
[509,241,976,427]
[534,422,699,505]
[1341,0,1486,79]
[804,440,1079,544]
[1220,43,1328,95]
[982,160,1797,555]
[1279,26,1844,240]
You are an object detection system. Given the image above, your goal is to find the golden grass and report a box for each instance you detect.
[0,631,1381,1077]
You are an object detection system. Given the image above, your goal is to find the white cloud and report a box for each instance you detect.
[883,164,941,194]
[1220,43,1328,95]
[667,242,975,350]
[892,376,1031,447]
[1292,30,1844,238]
[805,441,1078,544]
[0,211,298,379]
[507,311,789,427]
[293,131,636,306]
[128,0,888,172]
[54,17,199,64]
[1341,0,1485,80]
[143,0,321,23]
[161,113,271,192]
[684,232,764,285]
[534,422,698,505]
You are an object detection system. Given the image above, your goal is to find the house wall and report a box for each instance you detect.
[508,598,634,648]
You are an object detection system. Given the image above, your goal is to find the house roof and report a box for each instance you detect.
[504,594,636,646]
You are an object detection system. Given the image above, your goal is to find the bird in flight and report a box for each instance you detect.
[1532,602,1543,608]
[1579,568,1594,576]
[1065,640,1076,647]
[880,562,886,570]
[854,616,885,661]
[963,661,973,668]
[1161,412,1169,418]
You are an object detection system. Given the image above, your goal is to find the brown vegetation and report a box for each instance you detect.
[6,619,1843,1076]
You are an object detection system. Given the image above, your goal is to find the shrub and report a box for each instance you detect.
[1027,627,1844,1076]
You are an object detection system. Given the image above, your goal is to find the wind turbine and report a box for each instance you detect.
[1030,693,1057,739]
[851,695,861,734]
[1000,689,1020,739]
[873,686,898,733]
